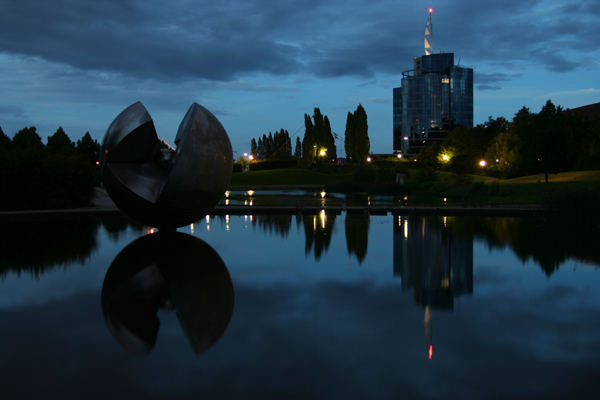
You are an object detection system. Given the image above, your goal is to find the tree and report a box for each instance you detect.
[535,100,566,182]
[76,132,100,163]
[302,107,336,163]
[344,104,369,162]
[47,127,75,154]
[302,113,315,163]
[250,129,292,160]
[509,106,536,175]
[0,126,10,152]
[12,127,44,153]
[323,116,337,160]
[344,112,354,161]
[294,137,302,158]
[486,130,521,177]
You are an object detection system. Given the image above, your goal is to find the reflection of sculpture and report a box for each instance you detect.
[101,102,232,229]
[102,232,234,356]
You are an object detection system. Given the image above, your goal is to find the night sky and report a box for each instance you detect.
[0,0,598,155]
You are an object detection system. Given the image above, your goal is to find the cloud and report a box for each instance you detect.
[475,72,522,85]
[1,0,596,84]
[545,88,600,97]
[367,97,392,104]
[532,49,580,72]
[477,85,502,91]
[0,104,27,119]
[1,279,600,399]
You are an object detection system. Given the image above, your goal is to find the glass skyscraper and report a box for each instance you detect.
[393,53,473,154]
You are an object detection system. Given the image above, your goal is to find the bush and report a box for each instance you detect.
[376,167,396,183]
[353,164,377,183]
[248,158,298,171]
[232,163,243,173]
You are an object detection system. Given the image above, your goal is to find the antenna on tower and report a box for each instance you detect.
[424,8,433,55]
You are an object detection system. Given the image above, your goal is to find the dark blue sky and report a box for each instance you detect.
[0,0,598,155]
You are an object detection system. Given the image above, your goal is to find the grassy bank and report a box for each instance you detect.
[230,167,600,207]
[230,168,354,186]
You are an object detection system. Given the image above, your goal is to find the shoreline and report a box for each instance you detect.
[0,204,546,220]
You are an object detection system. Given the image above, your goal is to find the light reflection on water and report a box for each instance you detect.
[0,213,599,398]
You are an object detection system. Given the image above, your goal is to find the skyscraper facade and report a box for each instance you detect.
[393,11,473,155]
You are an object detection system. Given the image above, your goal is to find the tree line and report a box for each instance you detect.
[0,125,101,210]
[248,104,371,165]
[420,100,600,181]
[250,129,294,160]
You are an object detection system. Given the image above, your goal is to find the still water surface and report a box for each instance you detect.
[1,213,599,399]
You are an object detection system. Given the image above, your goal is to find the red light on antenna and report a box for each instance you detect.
[428,345,433,360]
[428,8,434,13]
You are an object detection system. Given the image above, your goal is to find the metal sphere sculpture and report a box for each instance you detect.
[100,102,232,229]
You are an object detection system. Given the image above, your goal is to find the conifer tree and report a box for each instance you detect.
[12,127,44,153]
[294,137,302,158]
[76,132,100,162]
[344,112,355,161]
[302,107,336,163]
[0,126,10,152]
[344,104,370,162]
[47,126,75,154]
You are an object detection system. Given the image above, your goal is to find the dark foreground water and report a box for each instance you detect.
[1,212,599,399]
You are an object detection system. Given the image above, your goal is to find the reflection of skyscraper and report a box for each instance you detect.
[393,215,473,359]
[393,216,473,309]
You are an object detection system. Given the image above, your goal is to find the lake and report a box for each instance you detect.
[1,212,599,399]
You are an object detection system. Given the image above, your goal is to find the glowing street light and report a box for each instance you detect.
[319,148,327,157]
[366,156,372,162]
[248,154,254,161]
[479,160,487,168]
[397,153,403,159]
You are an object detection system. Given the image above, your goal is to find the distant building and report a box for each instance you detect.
[393,10,473,155]
[563,102,600,120]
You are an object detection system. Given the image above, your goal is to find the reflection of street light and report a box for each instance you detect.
[479,160,487,168]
